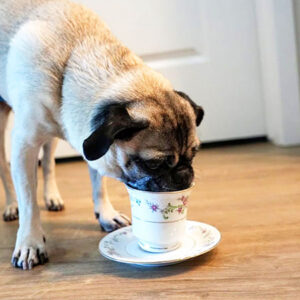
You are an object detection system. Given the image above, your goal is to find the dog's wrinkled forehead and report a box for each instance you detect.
[133,126,198,164]
[129,91,201,160]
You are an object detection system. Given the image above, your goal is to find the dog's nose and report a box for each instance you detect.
[172,165,193,188]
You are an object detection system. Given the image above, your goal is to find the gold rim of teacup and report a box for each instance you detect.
[125,182,195,195]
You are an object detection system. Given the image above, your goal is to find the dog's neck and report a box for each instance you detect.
[60,37,173,159]
[60,38,138,155]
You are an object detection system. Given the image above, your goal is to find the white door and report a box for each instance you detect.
[6,0,266,158]
[74,0,265,143]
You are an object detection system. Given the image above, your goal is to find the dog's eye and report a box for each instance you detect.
[191,146,199,157]
[166,155,176,167]
[144,159,163,170]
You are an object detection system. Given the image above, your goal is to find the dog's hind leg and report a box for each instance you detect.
[42,138,64,211]
[0,102,18,221]
[88,166,131,232]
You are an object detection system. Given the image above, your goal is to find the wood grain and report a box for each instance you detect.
[0,142,299,299]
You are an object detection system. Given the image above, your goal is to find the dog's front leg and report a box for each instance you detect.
[11,129,47,270]
[88,166,131,232]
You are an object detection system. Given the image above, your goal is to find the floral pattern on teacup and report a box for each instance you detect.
[148,202,160,212]
[142,196,189,220]
[180,196,188,206]
[135,199,141,206]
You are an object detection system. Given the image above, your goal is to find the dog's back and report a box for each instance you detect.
[0,0,50,51]
[0,0,117,106]
[0,0,115,59]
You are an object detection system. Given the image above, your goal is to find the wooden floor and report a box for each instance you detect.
[0,142,300,299]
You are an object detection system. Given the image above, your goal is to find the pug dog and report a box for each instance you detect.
[0,0,204,270]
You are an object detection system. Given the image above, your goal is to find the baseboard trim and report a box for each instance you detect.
[201,136,268,149]
[55,156,83,164]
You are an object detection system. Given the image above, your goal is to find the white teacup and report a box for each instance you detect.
[126,184,194,253]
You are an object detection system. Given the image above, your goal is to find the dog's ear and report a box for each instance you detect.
[174,91,204,126]
[83,102,149,161]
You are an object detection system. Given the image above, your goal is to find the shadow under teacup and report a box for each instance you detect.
[126,184,194,253]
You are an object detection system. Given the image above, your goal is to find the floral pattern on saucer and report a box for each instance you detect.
[102,230,129,256]
[99,221,221,266]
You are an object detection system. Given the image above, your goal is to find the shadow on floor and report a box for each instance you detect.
[105,249,219,279]
[48,248,219,279]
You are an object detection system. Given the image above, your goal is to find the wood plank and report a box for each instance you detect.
[0,142,299,299]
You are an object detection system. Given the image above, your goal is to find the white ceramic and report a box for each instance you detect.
[126,184,193,253]
[99,221,221,266]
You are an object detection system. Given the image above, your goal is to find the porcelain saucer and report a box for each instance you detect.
[99,220,221,266]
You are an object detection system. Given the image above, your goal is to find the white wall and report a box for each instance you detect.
[255,0,300,146]
[294,0,300,89]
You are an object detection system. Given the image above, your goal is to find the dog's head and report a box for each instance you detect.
[83,90,204,192]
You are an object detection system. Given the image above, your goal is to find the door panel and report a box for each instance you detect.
[77,0,204,58]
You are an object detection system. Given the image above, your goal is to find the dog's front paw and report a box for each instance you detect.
[3,202,19,222]
[12,229,48,270]
[44,193,64,211]
[96,208,131,232]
